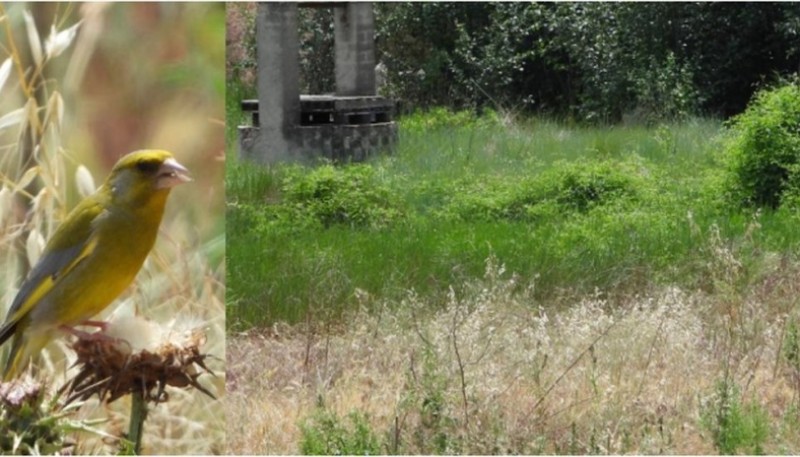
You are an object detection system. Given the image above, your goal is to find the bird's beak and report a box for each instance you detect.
[156,158,192,189]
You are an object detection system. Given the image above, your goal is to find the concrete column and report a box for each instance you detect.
[333,3,376,96]
[256,2,300,160]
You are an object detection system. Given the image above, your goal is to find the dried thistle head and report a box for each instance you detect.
[63,315,216,406]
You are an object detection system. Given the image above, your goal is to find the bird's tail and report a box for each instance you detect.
[3,332,25,380]
[0,321,19,380]
[0,320,15,347]
[2,331,46,381]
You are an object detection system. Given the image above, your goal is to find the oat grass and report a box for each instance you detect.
[0,5,224,454]
[227,251,800,454]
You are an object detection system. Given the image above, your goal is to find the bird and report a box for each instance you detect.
[0,150,191,380]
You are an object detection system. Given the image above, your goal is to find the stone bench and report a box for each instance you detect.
[241,94,394,127]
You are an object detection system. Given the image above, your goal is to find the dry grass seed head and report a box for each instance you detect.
[235,268,800,452]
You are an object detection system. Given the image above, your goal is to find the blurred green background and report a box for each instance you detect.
[0,2,225,241]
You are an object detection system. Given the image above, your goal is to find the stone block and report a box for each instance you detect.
[241,2,395,163]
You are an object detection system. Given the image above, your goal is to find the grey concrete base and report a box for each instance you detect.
[239,123,397,163]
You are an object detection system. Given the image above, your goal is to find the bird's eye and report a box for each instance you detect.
[136,160,160,174]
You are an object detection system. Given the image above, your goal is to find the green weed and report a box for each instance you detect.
[300,409,383,455]
[438,158,646,223]
[279,163,406,230]
[700,377,770,455]
[783,318,800,373]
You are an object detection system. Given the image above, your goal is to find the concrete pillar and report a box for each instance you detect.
[333,3,376,96]
[256,2,300,160]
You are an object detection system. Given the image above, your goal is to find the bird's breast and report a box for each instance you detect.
[30,209,162,328]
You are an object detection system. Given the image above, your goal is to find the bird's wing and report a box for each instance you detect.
[1,196,105,329]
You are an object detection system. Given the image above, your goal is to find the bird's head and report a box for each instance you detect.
[106,150,192,208]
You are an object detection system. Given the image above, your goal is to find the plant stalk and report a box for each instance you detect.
[128,391,148,454]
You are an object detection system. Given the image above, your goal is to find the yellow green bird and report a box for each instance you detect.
[0,150,191,380]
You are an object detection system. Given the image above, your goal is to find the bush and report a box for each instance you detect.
[545,160,643,211]
[399,107,502,133]
[441,159,645,222]
[783,318,800,374]
[700,378,770,454]
[724,80,800,209]
[300,409,383,455]
[375,3,799,122]
[280,163,405,230]
[627,51,702,124]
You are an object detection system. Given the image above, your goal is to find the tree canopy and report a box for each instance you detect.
[368,3,800,123]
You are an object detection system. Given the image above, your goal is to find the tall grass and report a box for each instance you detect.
[227,252,800,454]
[226,108,800,328]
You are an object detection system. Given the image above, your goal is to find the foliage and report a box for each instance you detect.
[298,7,335,94]
[547,161,641,211]
[401,344,462,454]
[723,80,800,209]
[0,384,67,454]
[299,409,383,455]
[227,161,405,240]
[700,378,770,454]
[229,111,793,327]
[373,2,800,122]
[374,3,495,111]
[224,3,800,123]
[783,318,800,374]
[0,380,116,455]
[277,163,405,230]
[399,107,502,132]
[440,159,644,223]
[627,51,701,125]
[226,2,257,84]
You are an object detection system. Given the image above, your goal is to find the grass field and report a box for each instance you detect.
[226,110,800,328]
[226,105,800,453]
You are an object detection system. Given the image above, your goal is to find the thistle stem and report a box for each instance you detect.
[128,390,148,454]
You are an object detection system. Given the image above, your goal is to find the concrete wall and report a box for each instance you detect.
[256,2,300,160]
[240,2,395,164]
[333,3,376,96]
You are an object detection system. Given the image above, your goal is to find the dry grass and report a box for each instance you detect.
[227,250,800,454]
[0,4,224,454]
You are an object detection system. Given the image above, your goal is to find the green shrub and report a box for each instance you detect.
[399,108,501,133]
[225,162,406,239]
[441,159,644,222]
[700,378,770,454]
[545,160,642,211]
[724,81,800,209]
[406,346,461,454]
[783,318,800,374]
[280,163,405,230]
[628,51,701,124]
[300,409,383,455]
